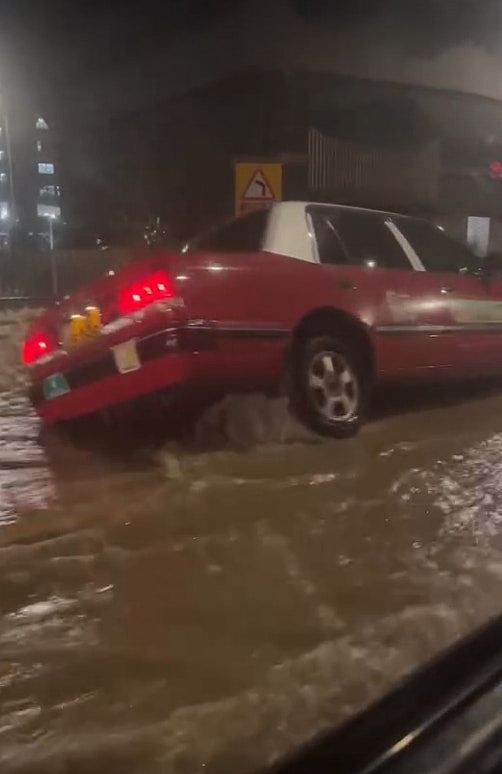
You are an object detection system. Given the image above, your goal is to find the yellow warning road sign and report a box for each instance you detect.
[235,162,282,217]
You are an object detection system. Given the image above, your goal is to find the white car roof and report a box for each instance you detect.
[264,202,316,262]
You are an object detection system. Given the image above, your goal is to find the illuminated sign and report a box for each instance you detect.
[489,160,502,179]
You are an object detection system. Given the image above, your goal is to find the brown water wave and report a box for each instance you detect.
[2,313,502,772]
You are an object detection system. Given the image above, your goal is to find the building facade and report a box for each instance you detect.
[0,112,13,250]
[0,107,63,252]
[64,0,502,244]
[32,116,63,249]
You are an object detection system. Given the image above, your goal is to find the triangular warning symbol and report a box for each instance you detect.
[242,170,275,200]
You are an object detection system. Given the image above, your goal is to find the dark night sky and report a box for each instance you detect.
[0,1,240,106]
[1,0,501,235]
[1,0,502,118]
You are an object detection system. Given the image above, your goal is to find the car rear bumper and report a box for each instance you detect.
[29,327,193,423]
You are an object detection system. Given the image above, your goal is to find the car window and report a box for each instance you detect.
[188,209,268,252]
[336,210,412,269]
[307,206,350,265]
[308,206,411,269]
[397,218,477,273]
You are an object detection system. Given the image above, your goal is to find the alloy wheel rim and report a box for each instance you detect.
[308,351,359,423]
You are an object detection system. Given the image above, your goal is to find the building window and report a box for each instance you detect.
[37,203,61,219]
[0,203,9,221]
[40,185,63,198]
[36,140,43,152]
[40,185,56,197]
[38,163,54,175]
[36,117,49,130]
[0,150,5,162]
[0,173,7,184]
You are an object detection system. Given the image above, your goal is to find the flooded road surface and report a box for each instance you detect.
[3,313,502,772]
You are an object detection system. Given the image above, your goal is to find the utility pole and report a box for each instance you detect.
[48,216,54,251]
[48,216,57,297]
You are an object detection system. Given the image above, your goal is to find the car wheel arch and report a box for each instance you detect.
[290,307,375,380]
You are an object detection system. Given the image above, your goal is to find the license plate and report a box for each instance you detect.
[43,372,70,400]
[64,307,102,348]
[113,339,141,374]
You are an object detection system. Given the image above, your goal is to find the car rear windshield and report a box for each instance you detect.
[186,209,268,252]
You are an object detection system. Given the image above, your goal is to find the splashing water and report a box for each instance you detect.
[1,311,502,772]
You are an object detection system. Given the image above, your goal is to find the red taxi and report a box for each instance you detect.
[23,202,502,438]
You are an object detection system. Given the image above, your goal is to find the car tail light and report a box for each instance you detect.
[118,270,175,316]
[22,331,56,365]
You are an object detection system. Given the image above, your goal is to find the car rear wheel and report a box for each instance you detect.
[290,334,367,438]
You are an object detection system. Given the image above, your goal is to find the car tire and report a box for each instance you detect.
[289,334,368,438]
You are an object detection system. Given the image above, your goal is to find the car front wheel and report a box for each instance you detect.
[290,334,367,438]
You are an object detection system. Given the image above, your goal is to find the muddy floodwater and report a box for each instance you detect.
[3,312,502,773]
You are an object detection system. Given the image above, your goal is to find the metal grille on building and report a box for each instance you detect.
[308,128,439,209]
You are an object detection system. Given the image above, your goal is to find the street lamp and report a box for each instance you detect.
[47,212,56,250]
[45,213,58,297]
[38,204,61,298]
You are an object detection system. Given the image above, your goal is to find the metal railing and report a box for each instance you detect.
[0,248,135,306]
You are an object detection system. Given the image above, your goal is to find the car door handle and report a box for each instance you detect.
[440,286,453,294]
[336,277,357,291]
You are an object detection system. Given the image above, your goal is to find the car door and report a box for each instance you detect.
[481,269,502,373]
[307,205,464,378]
[182,208,284,386]
[394,217,495,376]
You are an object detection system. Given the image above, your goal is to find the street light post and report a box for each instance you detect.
[47,215,58,298]
[48,215,54,251]
[0,91,15,250]
[4,109,15,229]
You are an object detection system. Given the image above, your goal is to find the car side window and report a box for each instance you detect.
[307,206,350,265]
[397,218,477,273]
[308,206,411,269]
[188,209,268,252]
